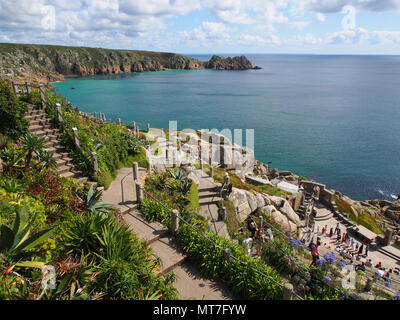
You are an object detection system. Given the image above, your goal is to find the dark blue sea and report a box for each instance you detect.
[52,54,400,201]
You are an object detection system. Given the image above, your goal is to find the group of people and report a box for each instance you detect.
[319,223,370,259]
[243,216,274,255]
[318,222,400,283]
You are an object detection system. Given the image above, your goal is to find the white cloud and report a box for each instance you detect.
[325,27,369,44]
[183,21,230,44]
[316,12,326,22]
[119,0,201,17]
[290,21,310,30]
[290,0,400,15]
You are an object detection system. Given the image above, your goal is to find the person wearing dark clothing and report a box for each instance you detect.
[355,262,366,272]
[335,223,340,235]
[358,244,364,254]
[246,216,257,238]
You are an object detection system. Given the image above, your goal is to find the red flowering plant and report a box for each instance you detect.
[22,169,86,221]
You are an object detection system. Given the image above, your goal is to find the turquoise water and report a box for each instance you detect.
[52,54,400,201]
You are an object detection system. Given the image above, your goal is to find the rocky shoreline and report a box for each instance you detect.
[0,43,256,84]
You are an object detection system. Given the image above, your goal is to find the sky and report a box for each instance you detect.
[0,0,400,55]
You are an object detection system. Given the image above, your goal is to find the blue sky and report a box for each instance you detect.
[0,0,400,54]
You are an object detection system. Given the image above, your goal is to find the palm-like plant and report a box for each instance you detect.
[37,149,57,169]
[78,185,113,216]
[20,133,46,168]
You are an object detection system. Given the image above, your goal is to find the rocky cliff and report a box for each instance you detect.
[206,55,253,70]
[0,44,254,83]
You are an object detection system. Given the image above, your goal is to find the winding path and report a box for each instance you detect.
[102,167,232,300]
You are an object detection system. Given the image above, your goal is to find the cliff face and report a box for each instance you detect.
[0,44,254,83]
[206,55,253,70]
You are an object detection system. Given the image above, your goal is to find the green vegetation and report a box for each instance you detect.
[0,43,203,82]
[143,171,285,300]
[0,163,177,300]
[0,81,29,138]
[196,163,290,197]
[19,84,146,189]
[349,210,384,235]
[0,80,177,300]
[335,195,383,235]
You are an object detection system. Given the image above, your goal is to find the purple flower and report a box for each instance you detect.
[323,275,332,282]
[352,293,360,300]
[393,290,400,300]
[385,281,391,288]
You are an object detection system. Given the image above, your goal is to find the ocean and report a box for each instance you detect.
[52,54,400,201]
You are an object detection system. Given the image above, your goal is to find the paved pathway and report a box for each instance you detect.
[102,167,231,300]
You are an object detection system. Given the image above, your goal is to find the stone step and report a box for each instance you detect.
[57,165,74,175]
[199,196,223,205]
[56,157,73,167]
[377,247,400,262]
[198,191,220,198]
[60,170,83,180]
[27,109,43,116]
[44,140,60,148]
[29,118,50,126]
[52,152,71,160]
[150,234,188,276]
[77,176,89,184]
[123,210,169,244]
[29,124,47,133]
[33,129,58,138]
[314,212,334,221]
[26,113,46,121]
[46,134,61,142]
[45,145,66,154]
[198,186,219,193]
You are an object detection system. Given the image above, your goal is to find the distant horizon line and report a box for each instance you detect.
[183,52,400,56]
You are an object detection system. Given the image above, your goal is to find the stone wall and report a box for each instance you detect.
[301,181,334,209]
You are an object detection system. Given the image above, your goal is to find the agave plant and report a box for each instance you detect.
[78,185,113,216]
[178,180,192,196]
[0,202,54,259]
[168,168,187,182]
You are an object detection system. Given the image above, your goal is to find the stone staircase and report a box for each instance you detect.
[26,104,90,184]
[194,170,229,239]
[314,209,334,222]
[377,245,400,262]
[123,209,188,276]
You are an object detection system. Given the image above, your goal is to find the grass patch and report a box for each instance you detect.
[198,164,290,197]
[187,182,200,212]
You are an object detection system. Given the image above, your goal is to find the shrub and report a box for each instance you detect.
[89,258,177,300]
[0,81,29,138]
[141,194,284,300]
